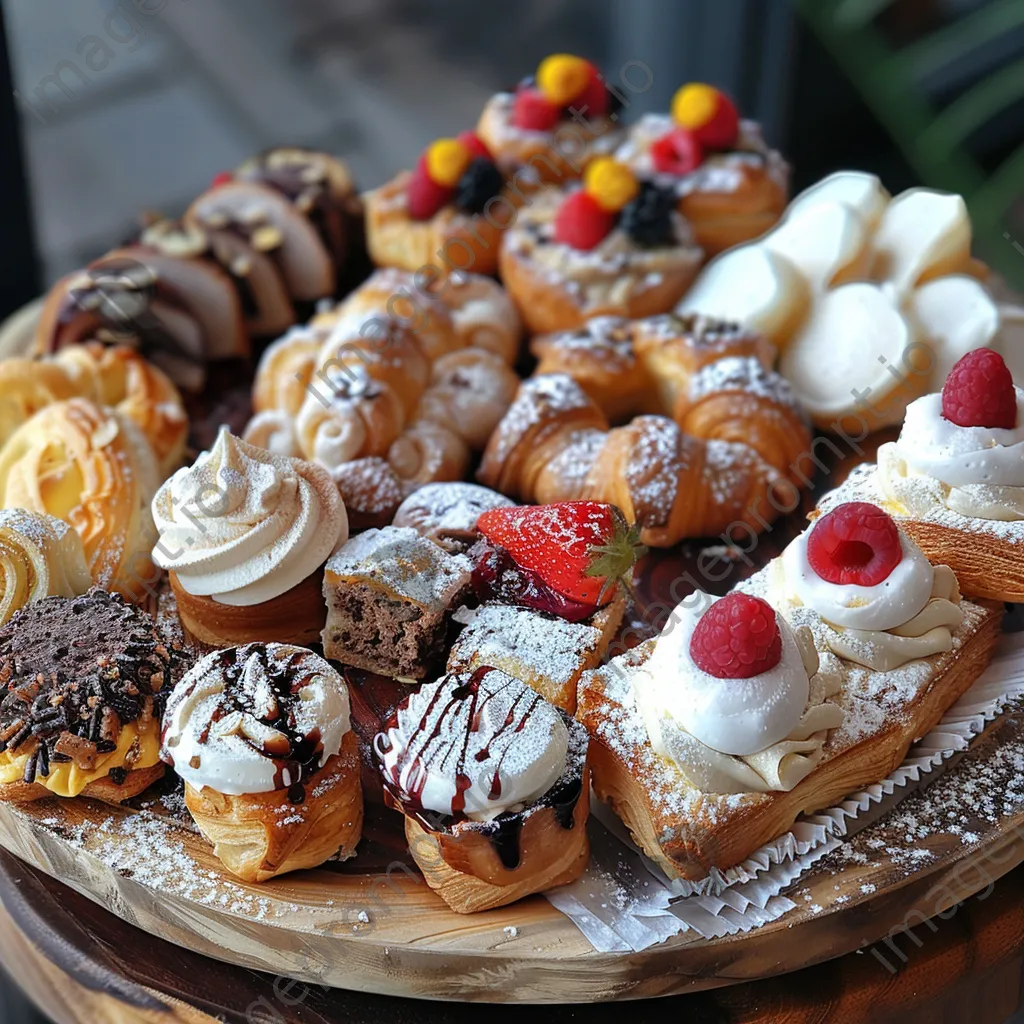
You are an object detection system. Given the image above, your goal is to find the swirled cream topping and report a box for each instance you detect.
[778,527,963,672]
[162,643,350,795]
[151,428,348,606]
[0,509,91,625]
[631,593,843,794]
[374,668,568,822]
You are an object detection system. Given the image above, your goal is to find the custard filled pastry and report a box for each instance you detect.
[476,54,621,182]
[0,589,192,803]
[162,643,362,883]
[616,83,789,256]
[151,429,348,648]
[375,667,590,913]
[578,519,999,879]
[0,398,162,599]
[821,349,1024,603]
[499,164,703,334]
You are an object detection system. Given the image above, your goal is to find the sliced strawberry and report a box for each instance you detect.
[689,593,782,679]
[570,63,609,117]
[513,87,560,131]
[457,130,492,161]
[553,191,615,250]
[476,501,643,611]
[407,158,453,220]
[650,128,704,175]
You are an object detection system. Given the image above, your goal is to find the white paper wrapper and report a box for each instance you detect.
[546,632,1024,951]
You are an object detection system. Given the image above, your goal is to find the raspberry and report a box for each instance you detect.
[407,160,453,220]
[572,64,609,117]
[210,171,233,188]
[553,191,614,250]
[806,501,902,587]
[512,87,560,131]
[457,130,492,161]
[689,593,782,680]
[650,128,704,175]
[941,348,1017,429]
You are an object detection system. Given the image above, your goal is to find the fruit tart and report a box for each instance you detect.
[578,518,999,879]
[365,132,509,275]
[375,666,590,913]
[162,642,363,883]
[616,83,789,256]
[499,159,703,333]
[0,589,193,804]
[817,348,1024,603]
[476,54,621,183]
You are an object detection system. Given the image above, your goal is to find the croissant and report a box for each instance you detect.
[0,399,161,598]
[479,374,799,547]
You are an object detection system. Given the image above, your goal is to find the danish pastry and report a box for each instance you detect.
[162,643,363,882]
[375,667,590,913]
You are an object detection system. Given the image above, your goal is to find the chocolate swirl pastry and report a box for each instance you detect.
[0,588,192,794]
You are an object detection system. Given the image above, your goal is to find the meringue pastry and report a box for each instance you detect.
[162,642,362,882]
[151,428,348,647]
[375,667,590,913]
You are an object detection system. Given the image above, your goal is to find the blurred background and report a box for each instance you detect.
[0,0,1023,1019]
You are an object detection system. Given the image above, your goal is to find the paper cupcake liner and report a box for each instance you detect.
[546,632,1024,952]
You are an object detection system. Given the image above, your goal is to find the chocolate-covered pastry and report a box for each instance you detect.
[0,588,193,803]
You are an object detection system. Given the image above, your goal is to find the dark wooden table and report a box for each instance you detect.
[0,848,1022,1024]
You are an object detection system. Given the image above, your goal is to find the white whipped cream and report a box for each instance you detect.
[162,643,351,796]
[896,390,1024,488]
[636,594,810,758]
[151,428,348,606]
[782,527,934,632]
[375,669,568,822]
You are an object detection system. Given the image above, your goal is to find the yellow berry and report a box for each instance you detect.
[584,157,639,213]
[672,83,719,129]
[537,54,591,107]
[425,138,472,188]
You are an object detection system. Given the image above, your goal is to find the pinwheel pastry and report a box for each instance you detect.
[476,53,621,183]
[480,316,811,546]
[499,161,703,334]
[151,429,349,648]
[615,82,789,255]
[375,667,590,913]
[162,642,362,883]
[817,348,1024,604]
[0,398,162,600]
[577,506,1000,880]
[0,588,192,803]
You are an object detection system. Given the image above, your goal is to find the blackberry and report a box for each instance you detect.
[454,157,504,215]
[619,182,676,247]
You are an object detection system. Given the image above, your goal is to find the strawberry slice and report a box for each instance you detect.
[476,501,644,614]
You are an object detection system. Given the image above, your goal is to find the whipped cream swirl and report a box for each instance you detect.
[632,593,843,794]
[375,668,569,822]
[151,428,348,606]
[162,643,351,796]
[779,526,963,671]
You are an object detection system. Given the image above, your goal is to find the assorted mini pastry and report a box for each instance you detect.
[817,348,1024,603]
[161,642,362,882]
[577,504,1000,880]
[475,53,621,182]
[366,132,509,275]
[615,82,789,255]
[374,666,591,913]
[499,159,703,333]
[0,588,193,803]
[150,428,349,649]
[321,526,471,680]
[392,481,515,553]
[481,314,811,546]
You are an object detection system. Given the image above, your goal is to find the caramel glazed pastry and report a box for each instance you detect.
[151,428,349,649]
[0,588,193,804]
[242,268,522,528]
[480,315,812,547]
[161,642,363,883]
[375,666,590,913]
[577,504,1000,880]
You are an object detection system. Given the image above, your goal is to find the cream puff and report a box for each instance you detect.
[151,428,348,648]
[161,642,362,882]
